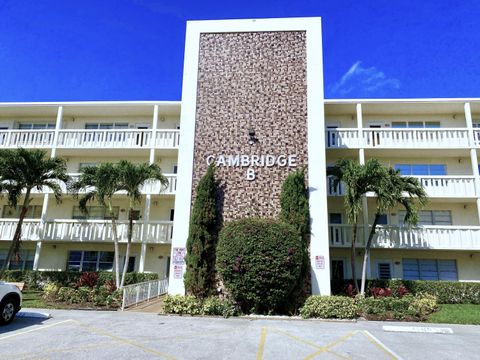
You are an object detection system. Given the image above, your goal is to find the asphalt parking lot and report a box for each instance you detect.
[1,309,479,360]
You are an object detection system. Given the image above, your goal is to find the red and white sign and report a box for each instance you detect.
[315,255,325,269]
[173,247,186,265]
[173,265,183,279]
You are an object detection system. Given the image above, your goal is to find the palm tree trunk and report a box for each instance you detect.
[108,200,120,289]
[351,220,359,293]
[1,190,31,275]
[120,201,133,288]
[360,213,381,295]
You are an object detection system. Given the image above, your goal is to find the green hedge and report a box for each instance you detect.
[357,293,437,321]
[300,296,357,319]
[0,270,158,290]
[333,279,480,304]
[163,295,240,317]
[216,218,304,314]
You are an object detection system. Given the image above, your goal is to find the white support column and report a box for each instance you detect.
[51,106,63,158]
[34,106,64,270]
[139,195,151,273]
[33,193,50,270]
[357,103,370,278]
[139,105,159,273]
[465,102,480,224]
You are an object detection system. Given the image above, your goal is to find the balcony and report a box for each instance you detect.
[326,128,470,149]
[329,224,480,250]
[0,219,173,244]
[0,129,180,150]
[0,130,55,148]
[327,176,476,198]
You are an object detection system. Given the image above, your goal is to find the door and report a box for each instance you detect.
[329,213,343,245]
[326,125,338,147]
[136,124,150,146]
[331,259,345,294]
[369,124,382,147]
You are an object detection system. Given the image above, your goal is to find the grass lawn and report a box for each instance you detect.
[428,304,480,325]
[21,291,53,309]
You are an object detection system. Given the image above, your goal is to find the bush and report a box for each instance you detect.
[357,293,438,321]
[42,282,60,302]
[300,296,357,319]
[0,270,158,290]
[201,297,239,317]
[75,272,99,288]
[334,279,480,304]
[57,287,81,304]
[163,295,203,315]
[162,295,240,317]
[216,218,303,314]
[184,164,218,298]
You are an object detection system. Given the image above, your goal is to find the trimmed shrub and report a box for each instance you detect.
[216,218,303,314]
[184,164,218,298]
[163,295,203,315]
[201,297,239,317]
[334,279,480,304]
[357,293,438,321]
[300,296,357,319]
[279,169,311,309]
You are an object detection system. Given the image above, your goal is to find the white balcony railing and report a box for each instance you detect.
[326,129,360,148]
[56,129,152,148]
[0,129,180,150]
[156,130,180,148]
[0,219,42,241]
[327,175,476,198]
[415,176,476,198]
[329,224,480,250]
[0,219,173,244]
[326,128,470,149]
[0,130,55,148]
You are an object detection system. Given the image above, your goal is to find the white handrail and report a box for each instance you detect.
[121,278,168,310]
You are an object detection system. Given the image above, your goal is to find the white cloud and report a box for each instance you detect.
[329,61,400,97]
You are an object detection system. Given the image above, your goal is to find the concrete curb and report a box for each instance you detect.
[16,311,52,319]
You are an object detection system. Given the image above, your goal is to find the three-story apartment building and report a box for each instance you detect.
[0,99,478,285]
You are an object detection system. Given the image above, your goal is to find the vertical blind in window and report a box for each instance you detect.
[402,259,458,281]
[377,262,392,280]
[398,210,452,226]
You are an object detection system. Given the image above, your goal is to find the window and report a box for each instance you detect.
[377,261,392,280]
[85,123,129,129]
[173,165,178,174]
[78,162,98,171]
[377,214,388,225]
[392,121,440,128]
[2,205,42,219]
[18,123,55,130]
[67,251,114,272]
[402,259,458,281]
[72,206,119,220]
[398,210,452,226]
[395,164,446,176]
[0,250,34,270]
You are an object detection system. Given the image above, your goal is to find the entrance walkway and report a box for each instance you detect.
[126,296,164,313]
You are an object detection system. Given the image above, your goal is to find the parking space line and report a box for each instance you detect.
[302,331,358,360]
[0,319,74,341]
[72,320,177,360]
[363,330,403,360]
[256,327,267,360]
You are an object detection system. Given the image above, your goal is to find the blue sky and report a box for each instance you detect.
[1,0,479,101]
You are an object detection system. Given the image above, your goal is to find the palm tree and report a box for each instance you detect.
[359,167,427,294]
[0,149,69,274]
[329,159,380,292]
[117,161,167,288]
[69,163,123,287]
